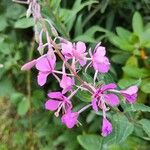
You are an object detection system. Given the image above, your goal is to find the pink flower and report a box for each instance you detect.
[60,75,75,94]
[45,92,72,117]
[121,85,138,104]
[92,44,110,73]
[61,111,79,128]
[101,117,112,137]
[21,53,56,86]
[92,83,120,112]
[61,40,87,66]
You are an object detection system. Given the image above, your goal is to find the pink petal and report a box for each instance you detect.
[21,59,36,71]
[61,111,79,128]
[121,86,138,95]
[36,54,56,72]
[47,92,63,100]
[95,46,106,56]
[61,42,73,58]
[45,99,60,111]
[92,98,98,112]
[101,83,117,91]
[93,56,110,73]
[104,94,120,106]
[60,75,74,94]
[76,41,86,53]
[79,59,87,66]
[36,55,52,72]
[37,72,49,86]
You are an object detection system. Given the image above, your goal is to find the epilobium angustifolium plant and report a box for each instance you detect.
[14,0,138,137]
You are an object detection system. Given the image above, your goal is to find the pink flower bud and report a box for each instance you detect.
[101,118,112,137]
[121,85,138,104]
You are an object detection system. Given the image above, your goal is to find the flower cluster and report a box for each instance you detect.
[18,0,138,137]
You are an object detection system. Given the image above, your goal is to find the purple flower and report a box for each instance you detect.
[92,83,120,112]
[101,117,112,137]
[92,44,110,73]
[60,75,75,94]
[61,111,79,128]
[45,92,72,117]
[121,85,138,104]
[21,53,56,86]
[61,40,87,66]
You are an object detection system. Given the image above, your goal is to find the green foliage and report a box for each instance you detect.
[15,18,34,29]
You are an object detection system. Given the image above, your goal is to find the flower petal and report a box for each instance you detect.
[101,83,117,91]
[21,59,36,71]
[92,98,98,112]
[36,55,51,72]
[121,85,138,95]
[37,72,49,86]
[104,94,120,106]
[61,111,79,128]
[95,46,106,56]
[45,99,60,111]
[76,41,86,53]
[47,92,63,100]
[61,42,73,58]
[60,75,74,94]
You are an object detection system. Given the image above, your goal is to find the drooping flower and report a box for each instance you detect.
[21,52,56,86]
[92,83,120,112]
[101,117,112,137]
[92,44,110,73]
[121,85,138,104]
[61,40,87,66]
[45,92,72,117]
[60,75,75,94]
[61,111,79,128]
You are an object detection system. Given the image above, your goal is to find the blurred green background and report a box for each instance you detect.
[0,0,150,149]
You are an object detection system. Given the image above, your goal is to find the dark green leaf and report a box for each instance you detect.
[15,18,34,29]
[132,12,143,36]
[77,135,102,150]
[76,90,91,102]
[17,97,30,116]
[139,119,150,137]
[125,103,150,113]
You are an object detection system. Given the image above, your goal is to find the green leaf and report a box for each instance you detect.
[111,53,130,64]
[104,114,134,144]
[76,90,91,102]
[74,26,108,43]
[0,15,8,31]
[125,103,150,113]
[10,92,24,105]
[0,78,15,97]
[15,18,34,29]
[82,72,93,83]
[141,80,150,93]
[109,34,134,51]
[139,119,150,137]
[77,135,102,150]
[17,97,30,116]
[122,66,150,78]
[118,78,141,89]
[132,12,143,36]
[74,15,83,36]
[126,56,138,67]
[116,27,131,42]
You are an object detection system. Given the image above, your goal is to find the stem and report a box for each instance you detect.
[78,104,92,114]
[27,37,34,144]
